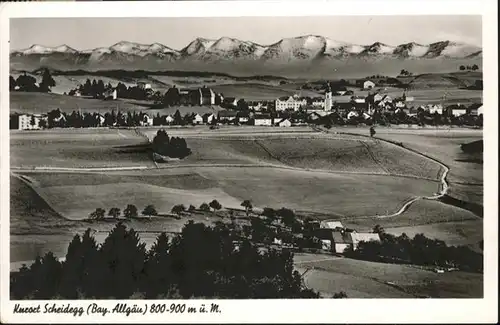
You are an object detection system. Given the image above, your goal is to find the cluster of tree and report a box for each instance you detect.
[68,79,115,99]
[345,225,483,273]
[459,64,479,71]
[399,69,413,77]
[9,69,56,93]
[88,204,158,221]
[151,129,192,159]
[10,222,322,299]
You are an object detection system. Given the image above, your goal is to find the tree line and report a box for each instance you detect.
[10,222,323,299]
[9,69,56,93]
[345,225,483,273]
[459,64,479,71]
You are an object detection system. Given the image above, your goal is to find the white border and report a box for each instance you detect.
[0,1,498,323]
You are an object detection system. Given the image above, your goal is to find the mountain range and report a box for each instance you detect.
[10,35,482,77]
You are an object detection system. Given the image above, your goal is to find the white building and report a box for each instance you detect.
[137,82,152,90]
[363,80,376,89]
[428,104,443,115]
[324,87,333,111]
[276,118,292,127]
[254,116,273,126]
[451,108,467,117]
[202,113,216,124]
[275,95,307,111]
[193,114,203,124]
[18,114,47,130]
[141,114,153,126]
[477,105,484,116]
[320,221,344,229]
[165,115,174,124]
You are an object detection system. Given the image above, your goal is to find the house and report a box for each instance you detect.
[165,115,174,124]
[202,113,216,124]
[321,240,332,251]
[237,111,250,124]
[18,114,48,130]
[218,110,238,122]
[331,231,353,254]
[394,100,406,108]
[350,232,381,250]
[352,96,366,104]
[449,106,467,117]
[104,89,117,100]
[137,82,152,90]
[275,95,307,111]
[223,97,238,107]
[468,103,483,116]
[254,114,273,126]
[96,113,105,126]
[275,118,292,127]
[320,221,344,230]
[198,86,216,105]
[309,97,325,108]
[193,113,203,124]
[359,80,375,89]
[477,105,484,116]
[347,110,360,120]
[140,113,153,126]
[428,104,443,115]
[73,90,82,97]
[308,111,323,121]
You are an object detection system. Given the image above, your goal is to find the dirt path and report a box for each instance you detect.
[315,126,451,220]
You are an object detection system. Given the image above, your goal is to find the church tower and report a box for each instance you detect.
[324,84,333,111]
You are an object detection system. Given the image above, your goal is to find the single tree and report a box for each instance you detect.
[241,200,253,217]
[209,199,222,216]
[39,68,56,92]
[142,205,158,217]
[124,204,138,219]
[89,208,106,220]
[108,207,121,219]
[369,126,376,137]
[199,203,210,212]
[262,207,276,222]
[9,75,16,91]
[38,119,47,129]
[471,64,479,71]
[373,224,385,234]
[459,65,466,71]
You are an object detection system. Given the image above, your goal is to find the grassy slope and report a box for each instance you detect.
[294,254,482,298]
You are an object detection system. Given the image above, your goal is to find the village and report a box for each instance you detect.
[11,76,483,130]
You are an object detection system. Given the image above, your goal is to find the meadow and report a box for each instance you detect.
[293,254,483,298]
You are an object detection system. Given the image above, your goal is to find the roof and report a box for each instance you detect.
[320,221,344,229]
[200,87,214,97]
[254,114,271,119]
[332,231,353,244]
[350,232,380,244]
[218,110,238,117]
[276,118,291,124]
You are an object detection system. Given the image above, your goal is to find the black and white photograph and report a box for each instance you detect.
[0,1,497,323]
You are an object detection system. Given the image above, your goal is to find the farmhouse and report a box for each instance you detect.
[165,115,174,124]
[193,113,203,124]
[202,113,216,124]
[140,113,153,126]
[447,105,467,117]
[350,232,381,250]
[137,81,152,90]
[275,118,292,127]
[331,231,353,254]
[347,110,360,120]
[254,114,273,126]
[104,89,117,100]
[357,80,376,89]
[18,114,48,130]
[468,103,483,116]
[223,97,238,107]
[237,111,250,124]
[320,221,344,230]
[426,104,444,115]
[275,95,307,111]
[218,110,238,123]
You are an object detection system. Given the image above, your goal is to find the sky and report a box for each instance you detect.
[10,16,482,51]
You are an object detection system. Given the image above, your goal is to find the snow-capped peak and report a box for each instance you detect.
[17,44,77,55]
